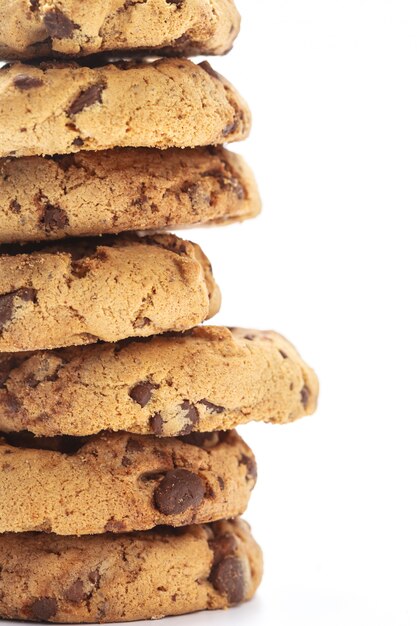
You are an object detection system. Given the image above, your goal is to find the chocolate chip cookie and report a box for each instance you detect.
[0,518,262,622]
[0,0,240,60]
[0,58,250,158]
[0,326,318,436]
[0,233,220,352]
[0,429,256,535]
[0,147,260,243]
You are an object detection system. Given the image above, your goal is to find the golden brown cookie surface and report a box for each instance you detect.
[0,147,260,243]
[0,58,250,158]
[0,326,318,436]
[0,430,256,535]
[0,233,220,352]
[0,0,240,60]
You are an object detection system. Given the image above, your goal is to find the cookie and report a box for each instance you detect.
[0,147,260,244]
[0,326,318,436]
[0,0,240,60]
[0,58,250,158]
[0,233,220,352]
[0,518,262,623]
[0,429,256,535]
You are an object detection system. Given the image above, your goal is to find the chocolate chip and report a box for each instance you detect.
[67,83,105,116]
[41,206,69,233]
[244,334,255,341]
[150,413,164,435]
[180,432,220,449]
[104,519,127,533]
[140,471,166,483]
[0,288,37,332]
[29,597,58,621]
[72,137,84,146]
[13,74,43,90]
[166,0,184,7]
[222,119,239,137]
[300,385,310,408]
[209,533,238,566]
[181,181,210,209]
[9,199,21,213]
[0,357,19,387]
[154,469,205,515]
[210,556,246,604]
[43,8,78,39]
[239,454,257,481]
[125,437,143,453]
[198,61,219,79]
[64,579,85,603]
[178,400,199,436]
[129,381,158,407]
[217,476,225,490]
[200,399,225,414]
[279,350,288,359]
[88,569,100,586]
[3,392,21,413]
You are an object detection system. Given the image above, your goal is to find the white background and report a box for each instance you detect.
[6,1,417,625]
[173,1,417,624]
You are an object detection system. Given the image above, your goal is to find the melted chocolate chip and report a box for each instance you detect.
[178,400,199,436]
[129,381,158,407]
[3,392,21,413]
[239,454,257,481]
[209,533,238,566]
[104,519,127,533]
[222,119,239,137]
[41,206,69,233]
[0,357,19,387]
[43,8,78,39]
[29,597,58,621]
[200,399,225,414]
[67,83,105,116]
[300,385,310,408]
[210,556,246,604]
[0,288,37,332]
[13,74,43,90]
[64,579,85,603]
[180,432,220,449]
[150,413,164,435]
[154,469,205,515]
[9,199,21,213]
[198,61,219,79]
[125,437,143,453]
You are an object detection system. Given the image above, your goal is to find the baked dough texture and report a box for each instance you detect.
[0,326,319,436]
[0,233,220,352]
[0,0,240,60]
[0,58,250,157]
[0,429,256,535]
[0,147,260,243]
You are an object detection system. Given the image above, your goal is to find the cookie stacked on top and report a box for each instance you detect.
[0,1,318,622]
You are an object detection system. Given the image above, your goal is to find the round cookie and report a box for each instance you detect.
[0,0,240,60]
[0,429,256,535]
[0,233,220,352]
[0,518,262,623]
[0,326,318,436]
[0,58,250,158]
[0,147,260,244]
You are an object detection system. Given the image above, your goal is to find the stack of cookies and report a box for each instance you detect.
[0,1,318,622]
